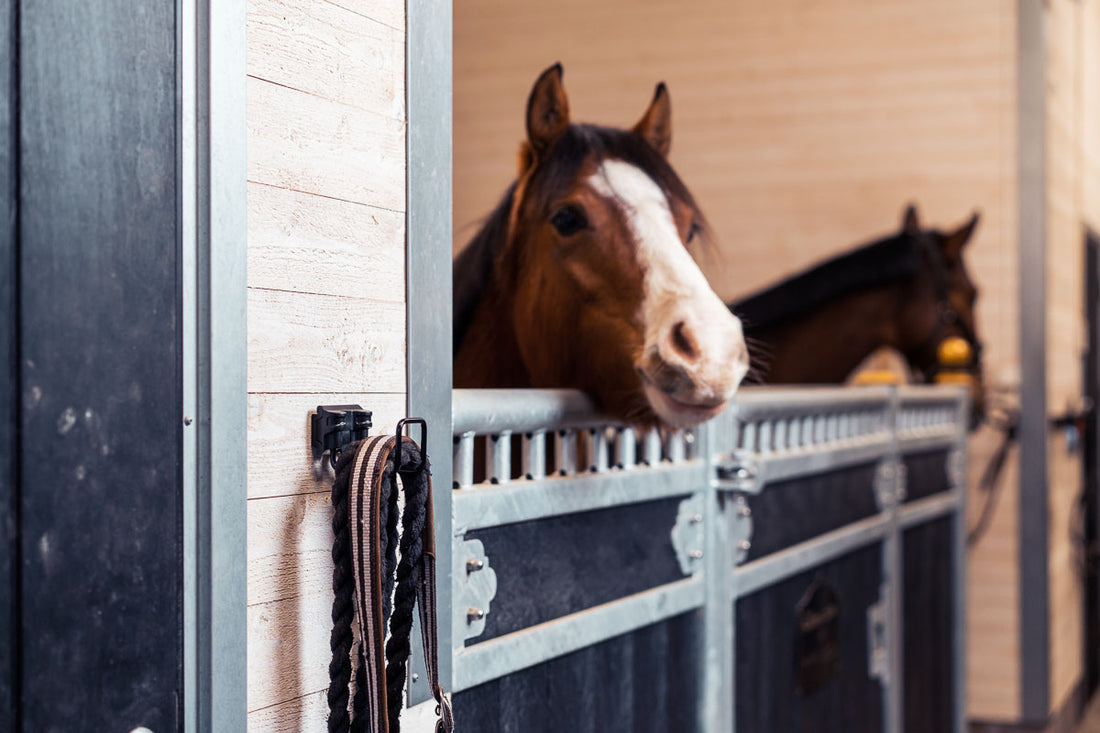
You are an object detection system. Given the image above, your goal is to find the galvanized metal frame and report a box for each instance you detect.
[1017,0,1051,721]
[448,385,968,732]
[406,0,454,706]
[180,0,248,728]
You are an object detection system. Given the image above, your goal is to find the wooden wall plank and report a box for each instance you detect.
[247,0,404,119]
[248,583,333,712]
[248,689,328,732]
[326,0,404,34]
[247,289,405,394]
[247,182,405,299]
[967,442,1022,719]
[249,492,332,608]
[247,76,405,211]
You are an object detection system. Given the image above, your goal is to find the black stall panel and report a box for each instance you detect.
[454,612,701,733]
[16,0,183,729]
[903,450,951,503]
[0,0,14,726]
[465,498,685,642]
[736,544,885,733]
[745,463,879,561]
[902,517,955,733]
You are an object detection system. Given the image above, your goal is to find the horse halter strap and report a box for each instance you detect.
[327,434,454,733]
[909,239,982,383]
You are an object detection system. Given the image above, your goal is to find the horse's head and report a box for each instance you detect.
[895,205,985,427]
[471,63,748,429]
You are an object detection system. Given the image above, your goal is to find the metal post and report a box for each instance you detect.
[181,0,248,728]
[406,0,454,705]
[951,392,970,733]
[1017,0,1051,720]
[883,388,903,733]
[701,417,734,731]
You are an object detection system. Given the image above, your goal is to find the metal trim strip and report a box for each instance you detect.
[452,577,704,692]
[453,462,706,532]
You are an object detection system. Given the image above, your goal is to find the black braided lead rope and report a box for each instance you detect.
[385,450,430,732]
[327,435,450,733]
[327,446,358,733]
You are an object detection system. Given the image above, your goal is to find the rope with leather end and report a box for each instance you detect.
[327,432,454,733]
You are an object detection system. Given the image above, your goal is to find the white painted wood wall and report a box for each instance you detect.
[245,0,407,729]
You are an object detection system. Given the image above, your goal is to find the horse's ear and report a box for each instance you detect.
[526,63,570,159]
[943,211,980,261]
[902,204,921,235]
[633,82,672,157]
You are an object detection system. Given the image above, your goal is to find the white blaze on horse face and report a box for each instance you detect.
[587,160,749,426]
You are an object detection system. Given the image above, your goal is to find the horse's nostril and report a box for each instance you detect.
[670,321,698,361]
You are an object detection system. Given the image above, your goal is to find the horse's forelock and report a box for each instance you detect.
[522,125,708,230]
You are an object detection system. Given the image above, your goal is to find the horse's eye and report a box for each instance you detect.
[686,222,702,245]
[550,205,588,237]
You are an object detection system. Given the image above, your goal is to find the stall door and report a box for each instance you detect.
[1,0,184,729]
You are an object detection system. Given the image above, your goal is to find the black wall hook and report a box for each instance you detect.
[311,405,373,469]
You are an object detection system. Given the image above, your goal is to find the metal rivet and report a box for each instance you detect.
[466,558,484,573]
[467,607,485,622]
[738,540,751,551]
[411,673,419,683]
[688,549,703,559]
[690,513,703,524]
[738,505,752,517]
[183,416,193,426]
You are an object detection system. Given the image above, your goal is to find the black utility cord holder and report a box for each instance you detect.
[311,405,373,469]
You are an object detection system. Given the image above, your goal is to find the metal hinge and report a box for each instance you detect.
[713,451,762,493]
[459,539,497,640]
[731,494,753,565]
[671,495,706,575]
[873,457,906,510]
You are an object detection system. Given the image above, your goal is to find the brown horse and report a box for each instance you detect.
[730,206,985,424]
[454,64,748,429]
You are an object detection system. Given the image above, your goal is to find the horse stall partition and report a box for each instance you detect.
[443,384,967,732]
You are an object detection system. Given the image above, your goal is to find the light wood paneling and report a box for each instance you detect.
[1085,3,1100,233]
[247,76,405,211]
[1045,0,1092,713]
[246,0,407,726]
[248,182,405,300]
[248,581,332,712]
[248,689,328,732]
[967,427,1022,720]
[248,0,404,118]
[247,288,405,395]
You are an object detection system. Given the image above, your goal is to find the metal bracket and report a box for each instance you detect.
[713,451,762,493]
[873,457,906,510]
[310,405,372,469]
[459,539,497,640]
[731,494,754,565]
[867,586,890,687]
[671,495,706,575]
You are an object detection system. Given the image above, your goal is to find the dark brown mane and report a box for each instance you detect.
[453,123,709,356]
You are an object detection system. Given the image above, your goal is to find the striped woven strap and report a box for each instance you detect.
[341,435,453,733]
